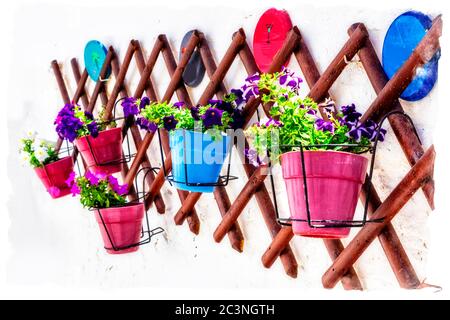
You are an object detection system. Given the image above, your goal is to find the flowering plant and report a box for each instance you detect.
[240,69,386,165]
[65,171,128,208]
[54,103,111,142]
[230,67,303,106]
[19,131,59,168]
[124,96,245,138]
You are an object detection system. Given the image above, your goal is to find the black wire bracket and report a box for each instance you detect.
[90,166,164,252]
[268,110,418,229]
[157,127,238,188]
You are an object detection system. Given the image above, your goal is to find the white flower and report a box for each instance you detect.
[26,130,37,140]
[20,153,30,166]
[41,140,56,152]
[31,138,43,152]
[34,147,49,162]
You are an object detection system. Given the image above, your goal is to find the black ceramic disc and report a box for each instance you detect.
[180,30,206,88]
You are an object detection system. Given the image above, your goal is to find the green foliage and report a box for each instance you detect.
[98,105,117,128]
[74,105,110,138]
[244,72,372,164]
[140,101,235,135]
[19,134,59,168]
[75,176,126,209]
[258,72,299,104]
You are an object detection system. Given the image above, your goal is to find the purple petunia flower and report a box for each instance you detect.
[139,97,150,109]
[121,97,139,117]
[65,171,76,187]
[122,97,136,105]
[202,108,223,128]
[230,89,245,106]
[265,118,282,127]
[70,183,80,196]
[85,170,100,185]
[87,121,99,138]
[55,103,75,120]
[340,104,362,125]
[208,99,221,105]
[231,109,245,129]
[108,175,128,195]
[343,112,362,125]
[116,184,128,196]
[107,175,120,191]
[56,118,82,141]
[54,103,84,142]
[190,105,201,121]
[376,128,387,142]
[107,175,118,186]
[163,115,178,131]
[148,122,157,132]
[315,118,335,133]
[347,122,387,143]
[136,117,157,132]
[96,172,107,180]
[245,73,260,83]
[278,67,303,91]
[209,99,234,114]
[135,117,145,130]
[341,104,356,115]
[278,74,288,86]
[362,120,387,142]
[173,101,185,109]
[245,148,264,167]
[347,126,362,141]
[242,84,259,101]
[84,111,94,120]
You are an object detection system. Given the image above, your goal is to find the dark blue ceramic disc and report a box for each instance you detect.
[382,11,439,101]
[180,30,206,88]
[84,40,111,82]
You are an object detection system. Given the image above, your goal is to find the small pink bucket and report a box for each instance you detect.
[34,156,74,199]
[95,203,145,254]
[281,150,368,239]
[75,127,123,175]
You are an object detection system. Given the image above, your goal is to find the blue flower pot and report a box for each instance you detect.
[169,129,231,193]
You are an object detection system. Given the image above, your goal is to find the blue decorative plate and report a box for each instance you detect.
[84,40,111,82]
[382,11,439,101]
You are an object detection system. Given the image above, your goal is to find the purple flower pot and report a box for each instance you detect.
[281,150,368,238]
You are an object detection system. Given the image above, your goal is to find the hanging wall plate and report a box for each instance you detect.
[253,8,293,73]
[84,40,111,82]
[382,11,439,101]
[180,30,206,87]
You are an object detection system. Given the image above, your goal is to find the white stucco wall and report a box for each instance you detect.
[2,0,447,298]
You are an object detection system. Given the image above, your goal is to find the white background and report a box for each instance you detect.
[0,0,449,299]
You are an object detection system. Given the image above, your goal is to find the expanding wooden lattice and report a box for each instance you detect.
[51,15,442,290]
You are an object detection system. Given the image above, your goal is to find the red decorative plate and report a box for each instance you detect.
[253,8,293,73]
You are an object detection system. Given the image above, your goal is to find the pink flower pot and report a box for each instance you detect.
[94,203,145,255]
[281,150,368,239]
[75,127,123,175]
[34,156,74,199]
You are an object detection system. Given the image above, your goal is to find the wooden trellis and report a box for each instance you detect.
[51,15,441,289]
